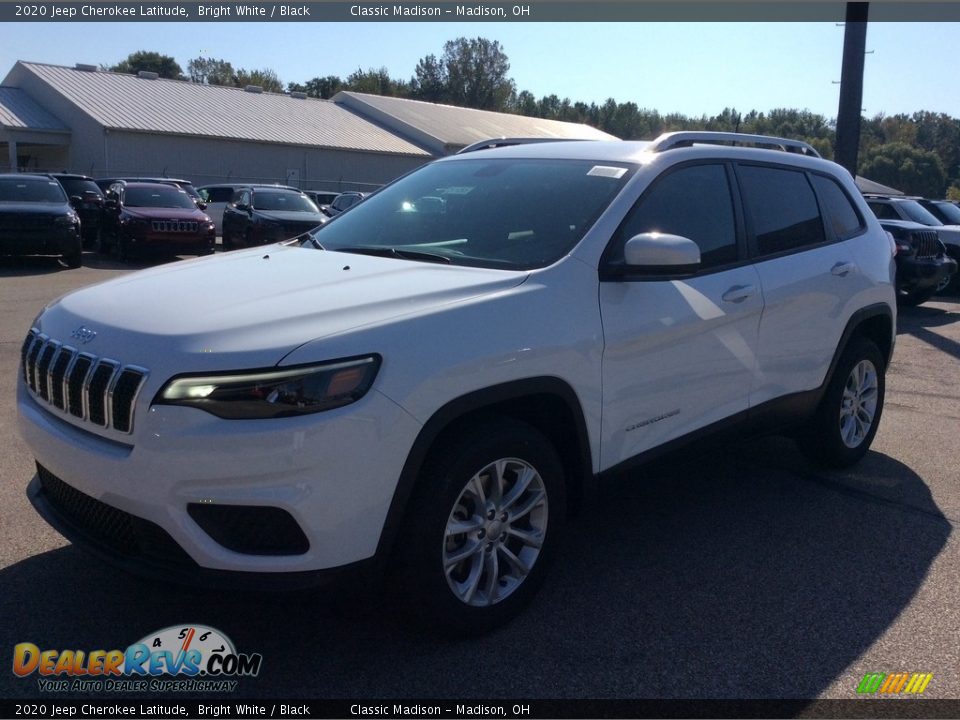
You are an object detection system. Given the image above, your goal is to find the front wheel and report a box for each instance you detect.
[797,337,885,468]
[391,417,566,636]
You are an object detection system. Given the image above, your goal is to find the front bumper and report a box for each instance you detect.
[896,255,957,292]
[18,378,422,577]
[0,228,79,256]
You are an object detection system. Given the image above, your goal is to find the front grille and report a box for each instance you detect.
[37,464,196,568]
[0,214,56,231]
[21,328,148,434]
[38,464,137,553]
[912,230,941,259]
[151,219,198,233]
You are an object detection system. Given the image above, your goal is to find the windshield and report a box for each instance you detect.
[56,177,102,198]
[901,200,943,226]
[0,178,67,203]
[930,201,960,224]
[254,191,319,213]
[306,158,635,269]
[124,186,197,209]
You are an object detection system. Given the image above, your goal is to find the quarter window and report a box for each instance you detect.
[739,165,826,255]
[612,164,738,269]
[811,175,864,239]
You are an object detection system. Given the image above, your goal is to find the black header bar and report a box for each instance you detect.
[3,2,960,22]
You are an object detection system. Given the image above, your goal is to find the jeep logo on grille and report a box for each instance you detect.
[70,326,97,344]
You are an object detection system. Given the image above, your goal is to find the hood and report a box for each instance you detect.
[0,201,70,215]
[35,244,528,371]
[125,207,210,221]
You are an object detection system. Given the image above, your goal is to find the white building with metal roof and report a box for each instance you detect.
[0,61,617,190]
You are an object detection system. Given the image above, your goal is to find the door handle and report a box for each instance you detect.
[721,284,756,303]
[831,261,857,277]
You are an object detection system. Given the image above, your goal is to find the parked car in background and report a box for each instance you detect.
[323,191,367,217]
[878,219,957,305]
[0,173,82,267]
[865,195,960,293]
[99,182,215,260]
[96,177,202,202]
[49,173,103,248]
[198,183,298,235]
[303,190,340,215]
[221,186,326,250]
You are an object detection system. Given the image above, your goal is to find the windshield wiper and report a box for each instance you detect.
[334,246,452,264]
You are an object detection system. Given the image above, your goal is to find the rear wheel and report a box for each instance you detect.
[391,417,566,636]
[797,337,885,468]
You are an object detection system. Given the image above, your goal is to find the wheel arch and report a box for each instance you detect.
[374,377,593,562]
[821,303,894,401]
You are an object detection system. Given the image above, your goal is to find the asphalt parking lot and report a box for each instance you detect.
[0,250,957,702]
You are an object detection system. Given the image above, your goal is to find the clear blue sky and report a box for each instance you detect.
[2,21,958,120]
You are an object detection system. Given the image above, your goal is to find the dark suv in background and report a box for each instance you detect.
[879,219,957,305]
[49,173,103,248]
[221,186,326,250]
[0,173,82,267]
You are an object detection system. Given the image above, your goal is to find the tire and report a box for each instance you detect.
[898,287,936,306]
[391,417,566,636]
[937,250,960,295]
[797,337,885,468]
[62,243,82,269]
[112,235,130,263]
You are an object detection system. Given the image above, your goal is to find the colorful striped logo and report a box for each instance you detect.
[857,672,933,695]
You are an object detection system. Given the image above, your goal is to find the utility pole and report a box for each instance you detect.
[835,2,869,177]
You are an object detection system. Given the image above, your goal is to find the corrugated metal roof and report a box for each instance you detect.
[16,62,429,156]
[334,91,618,148]
[0,86,68,132]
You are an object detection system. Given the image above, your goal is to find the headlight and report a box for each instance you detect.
[54,214,79,227]
[155,355,381,419]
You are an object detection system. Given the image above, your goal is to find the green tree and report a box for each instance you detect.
[344,67,408,96]
[187,56,234,85]
[411,54,447,103]
[859,142,947,197]
[411,37,514,111]
[233,68,284,93]
[110,51,182,79]
[288,75,344,99]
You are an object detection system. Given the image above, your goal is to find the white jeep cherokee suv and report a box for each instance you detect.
[18,132,896,635]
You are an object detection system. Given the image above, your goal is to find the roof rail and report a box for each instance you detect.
[648,131,821,158]
[456,137,593,155]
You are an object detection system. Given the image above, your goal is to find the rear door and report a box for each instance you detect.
[740,164,869,406]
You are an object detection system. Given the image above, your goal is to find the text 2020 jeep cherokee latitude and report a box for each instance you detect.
[18,132,896,634]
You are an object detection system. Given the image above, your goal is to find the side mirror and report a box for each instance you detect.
[103,199,119,211]
[196,201,208,211]
[68,195,83,209]
[622,233,701,274]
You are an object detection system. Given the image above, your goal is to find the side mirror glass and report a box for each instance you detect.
[622,233,701,274]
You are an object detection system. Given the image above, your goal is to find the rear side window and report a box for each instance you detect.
[868,202,901,221]
[203,187,233,203]
[610,164,739,270]
[811,175,864,240]
[739,165,825,255]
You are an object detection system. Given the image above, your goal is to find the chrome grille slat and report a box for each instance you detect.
[151,220,199,233]
[20,328,148,435]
